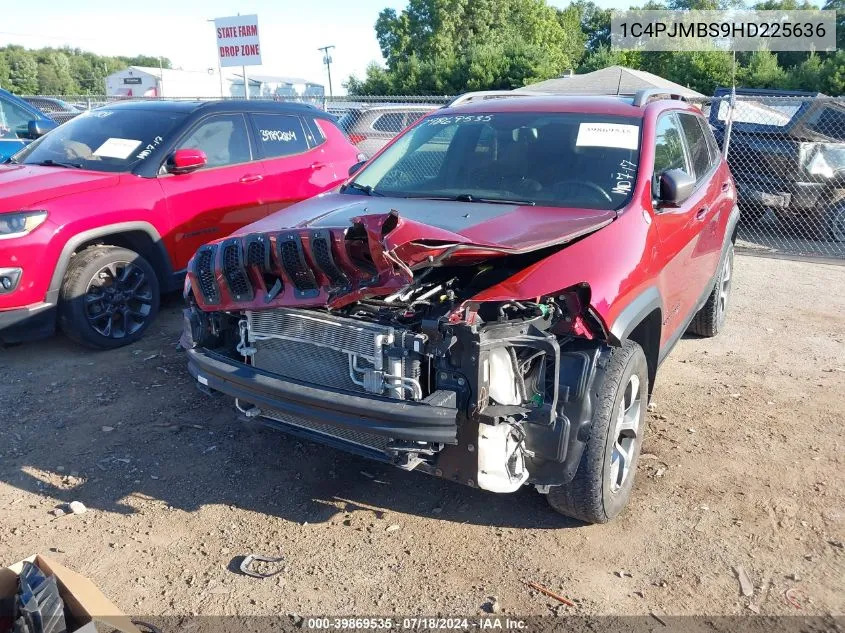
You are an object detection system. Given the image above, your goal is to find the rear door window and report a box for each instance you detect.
[303,116,327,148]
[372,113,405,133]
[250,113,309,158]
[678,113,713,183]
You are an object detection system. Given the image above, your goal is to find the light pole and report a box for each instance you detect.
[318,45,335,99]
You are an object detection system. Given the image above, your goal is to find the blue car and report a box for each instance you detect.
[0,88,58,161]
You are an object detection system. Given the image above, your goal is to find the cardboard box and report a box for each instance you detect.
[0,554,140,633]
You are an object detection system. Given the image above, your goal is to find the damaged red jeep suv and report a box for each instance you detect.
[182,91,739,523]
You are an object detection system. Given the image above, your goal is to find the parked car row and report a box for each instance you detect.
[709,87,845,243]
[0,98,363,347]
[0,88,58,160]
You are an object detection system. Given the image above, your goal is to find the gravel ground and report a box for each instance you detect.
[0,254,843,622]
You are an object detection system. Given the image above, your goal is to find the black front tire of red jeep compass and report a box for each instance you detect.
[59,246,160,349]
[546,340,649,524]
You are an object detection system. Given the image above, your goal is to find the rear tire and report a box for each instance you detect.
[546,341,648,524]
[59,246,160,349]
[688,243,734,338]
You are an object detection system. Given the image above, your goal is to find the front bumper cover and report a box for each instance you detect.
[186,348,459,444]
[0,302,56,344]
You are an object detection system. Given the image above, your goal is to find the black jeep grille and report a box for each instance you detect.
[247,240,266,267]
[221,241,254,301]
[278,234,318,293]
[195,246,219,305]
[311,235,349,288]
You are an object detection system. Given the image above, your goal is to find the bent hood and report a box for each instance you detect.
[236,193,615,256]
[0,164,120,210]
[191,193,615,312]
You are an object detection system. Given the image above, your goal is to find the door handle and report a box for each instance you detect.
[239,174,263,184]
[310,162,326,170]
[696,206,709,221]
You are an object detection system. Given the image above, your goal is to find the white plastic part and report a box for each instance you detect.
[487,348,520,406]
[477,422,529,493]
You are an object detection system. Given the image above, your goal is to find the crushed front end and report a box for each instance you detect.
[182,213,609,493]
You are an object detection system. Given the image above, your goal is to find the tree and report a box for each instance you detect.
[740,49,787,87]
[5,47,38,94]
[347,0,586,95]
[36,51,78,95]
[572,0,612,52]
[790,52,824,92]
[120,55,172,69]
[0,52,10,90]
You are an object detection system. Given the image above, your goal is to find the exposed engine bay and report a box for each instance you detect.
[183,212,609,494]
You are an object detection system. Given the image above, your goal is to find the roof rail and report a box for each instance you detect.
[445,90,549,108]
[632,88,688,107]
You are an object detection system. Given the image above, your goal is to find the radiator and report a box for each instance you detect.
[245,308,423,399]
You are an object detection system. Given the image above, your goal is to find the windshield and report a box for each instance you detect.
[347,112,642,210]
[14,108,188,172]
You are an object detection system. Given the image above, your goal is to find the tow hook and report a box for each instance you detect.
[235,398,262,418]
[236,319,257,358]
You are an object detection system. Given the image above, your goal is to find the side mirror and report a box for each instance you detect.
[166,148,207,174]
[348,160,366,177]
[657,169,696,206]
[27,119,58,139]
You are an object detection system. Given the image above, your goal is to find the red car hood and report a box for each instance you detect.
[191,193,616,312]
[237,193,615,257]
[0,164,120,210]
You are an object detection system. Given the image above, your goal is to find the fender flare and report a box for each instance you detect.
[46,221,172,303]
[608,286,663,346]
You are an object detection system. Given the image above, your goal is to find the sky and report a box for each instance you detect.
[0,0,633,95]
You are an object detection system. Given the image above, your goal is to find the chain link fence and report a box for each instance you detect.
[15,92,845,260]
[691,94,845,260]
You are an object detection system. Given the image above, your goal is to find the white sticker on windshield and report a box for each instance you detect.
[576,123,639,150]
[93,138,143,159]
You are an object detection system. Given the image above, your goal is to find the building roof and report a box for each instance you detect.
[229,73,322,86]
[520,65,703,98]
[113,66,218,81]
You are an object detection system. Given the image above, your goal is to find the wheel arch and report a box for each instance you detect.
[609,286,662,397]
[47,222,174,303]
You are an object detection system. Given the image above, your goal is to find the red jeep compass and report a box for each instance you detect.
[182,91,738,523]
[0,100,360,347]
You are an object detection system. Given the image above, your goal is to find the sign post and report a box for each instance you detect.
[213,14,262,100]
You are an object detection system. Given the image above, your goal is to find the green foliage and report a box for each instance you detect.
[740,49,788,87]
[0,45,171,95]
[346,0,586,95]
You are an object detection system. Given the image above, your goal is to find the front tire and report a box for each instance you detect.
[59,246,160,349]
[688,243,734,338]
[546,341,649,524]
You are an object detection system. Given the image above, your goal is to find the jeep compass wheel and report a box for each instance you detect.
[59,246,160,349]
[546,341,648,523]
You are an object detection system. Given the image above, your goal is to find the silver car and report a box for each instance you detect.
[337,103,439,157]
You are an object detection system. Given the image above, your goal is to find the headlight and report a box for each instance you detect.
[803,144,845,179]
[0,211,48,238]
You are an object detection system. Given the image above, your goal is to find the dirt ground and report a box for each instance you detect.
[1,254,843,622]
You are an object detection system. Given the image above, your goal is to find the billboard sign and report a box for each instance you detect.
[214,14,262,68]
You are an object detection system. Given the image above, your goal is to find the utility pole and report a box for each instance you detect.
[318,45,335,98]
